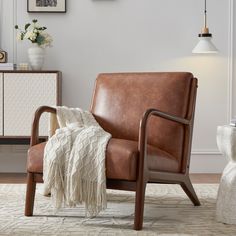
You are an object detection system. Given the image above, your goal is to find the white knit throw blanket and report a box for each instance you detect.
[43,106,111,217]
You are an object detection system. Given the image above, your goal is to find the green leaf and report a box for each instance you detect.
[15,25,19,29]
[21,33,24,40]
[32,19,38,23]
[36,34,45,45]
[37,27,47,31]
[25,23,31,30]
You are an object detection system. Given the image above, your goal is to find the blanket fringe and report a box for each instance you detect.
[67,178,107,217]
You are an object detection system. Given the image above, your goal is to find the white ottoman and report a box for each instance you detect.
[216,125,236,224]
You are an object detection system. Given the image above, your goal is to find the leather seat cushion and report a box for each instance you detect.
[27,138,180,181]
[27,142,46,174]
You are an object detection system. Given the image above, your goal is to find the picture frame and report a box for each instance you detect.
[27,0,66,13]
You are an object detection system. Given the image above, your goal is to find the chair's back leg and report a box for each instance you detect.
[181,176,201,206]
[25,173,36,216]
[134,181,147,230]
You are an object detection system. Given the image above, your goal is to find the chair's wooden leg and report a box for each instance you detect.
[25,173,36,216]
[134,181,147,230]
[181,176,201,206]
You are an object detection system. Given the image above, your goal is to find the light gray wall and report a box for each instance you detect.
[0,0,235,173]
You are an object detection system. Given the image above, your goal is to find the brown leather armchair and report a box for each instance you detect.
[25,72,200,230]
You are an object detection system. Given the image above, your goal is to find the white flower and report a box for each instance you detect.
[16,33,22,41]
[15,20,53,48]
[24,30,37,41]
[40,32,53,48]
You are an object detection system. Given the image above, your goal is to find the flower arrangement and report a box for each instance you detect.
[15,19,53,48]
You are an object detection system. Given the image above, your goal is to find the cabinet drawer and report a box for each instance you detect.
[4,73,58,136]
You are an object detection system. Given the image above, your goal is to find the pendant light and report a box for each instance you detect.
[192,0,218,54]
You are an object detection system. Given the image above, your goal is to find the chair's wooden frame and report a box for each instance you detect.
[25,79,200,231]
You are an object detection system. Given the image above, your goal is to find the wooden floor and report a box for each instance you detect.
[0,173,221,184]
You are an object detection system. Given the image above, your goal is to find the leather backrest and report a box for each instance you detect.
[91,72,197,162]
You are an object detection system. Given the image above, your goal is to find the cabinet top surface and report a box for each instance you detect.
[0,70,61,73]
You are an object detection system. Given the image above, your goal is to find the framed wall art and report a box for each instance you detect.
[28,0,66,13]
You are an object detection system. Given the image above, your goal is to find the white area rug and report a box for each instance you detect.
[0,184,235,236]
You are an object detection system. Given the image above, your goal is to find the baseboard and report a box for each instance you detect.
[189,154,227,173]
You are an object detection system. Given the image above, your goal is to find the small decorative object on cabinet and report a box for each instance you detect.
[0,70,61,144]
[28,0,66,13]
[0,50,7,63]
[28,44,45,70]
[15,19,53,70]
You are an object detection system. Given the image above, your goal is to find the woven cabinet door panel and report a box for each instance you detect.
[4,73,57,136]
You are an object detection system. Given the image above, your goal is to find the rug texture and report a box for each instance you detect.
[0,184,235,236]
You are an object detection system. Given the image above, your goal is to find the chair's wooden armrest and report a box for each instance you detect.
[137,108,191,178]
[140,108,190,129]
[30,106,56,147]
[139,108,190,147]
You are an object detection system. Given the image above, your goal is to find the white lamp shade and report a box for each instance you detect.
[192,36,218,54]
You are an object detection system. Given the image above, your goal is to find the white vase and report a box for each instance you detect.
[28,44,45,70]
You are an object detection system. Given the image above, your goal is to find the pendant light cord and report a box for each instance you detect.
[204,0,207,28]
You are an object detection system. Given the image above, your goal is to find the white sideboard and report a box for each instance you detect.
[0,71,61,140]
